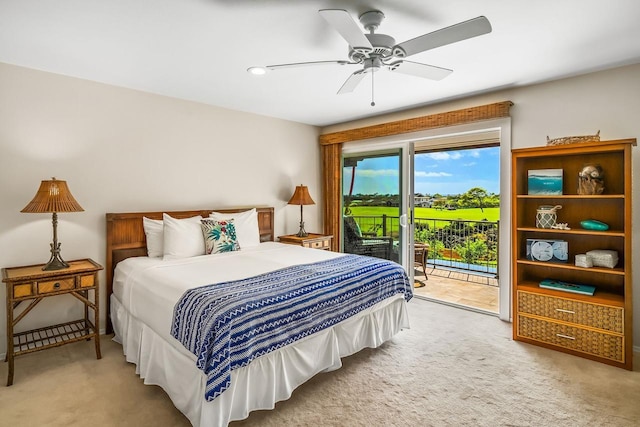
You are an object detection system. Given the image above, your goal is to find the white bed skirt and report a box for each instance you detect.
[111,293,410,427]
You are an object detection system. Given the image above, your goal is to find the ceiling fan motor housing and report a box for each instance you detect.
[349,33,396,62]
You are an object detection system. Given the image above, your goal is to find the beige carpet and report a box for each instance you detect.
[1,298,639,426]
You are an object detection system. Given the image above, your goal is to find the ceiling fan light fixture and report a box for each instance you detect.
[247,66,267,75]
[363,57,382,73]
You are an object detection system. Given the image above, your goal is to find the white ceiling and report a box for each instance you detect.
[2,1,640,127]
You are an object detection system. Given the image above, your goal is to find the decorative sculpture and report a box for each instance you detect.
[577,164,604,195]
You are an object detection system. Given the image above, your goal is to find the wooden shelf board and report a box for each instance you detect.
[517,281,624,306]
[516,194,624,199]
[516,259,625,275]
[516,227,625,237]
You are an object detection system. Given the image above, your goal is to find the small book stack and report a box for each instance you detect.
[539,279,596,296]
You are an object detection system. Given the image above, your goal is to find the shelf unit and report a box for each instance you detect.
[511,138,635,369]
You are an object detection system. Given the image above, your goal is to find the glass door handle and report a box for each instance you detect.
[399,214,408,228]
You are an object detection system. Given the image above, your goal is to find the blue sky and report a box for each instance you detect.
[343,146,500,196]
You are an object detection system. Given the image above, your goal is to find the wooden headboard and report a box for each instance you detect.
[104,207,274,333]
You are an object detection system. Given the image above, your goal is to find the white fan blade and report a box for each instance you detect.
[388,60,452,80]
[319,9,373,53]
[393,16,492,57]
[337,70,366,94]
[266,60,353,70]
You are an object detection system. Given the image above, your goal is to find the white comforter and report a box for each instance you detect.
[111,242,410,426]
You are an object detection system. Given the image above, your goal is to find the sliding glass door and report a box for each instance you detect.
[342,145,414,280]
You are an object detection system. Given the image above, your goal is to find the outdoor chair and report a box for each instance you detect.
[414,242,429,280]
[343,216,394,260]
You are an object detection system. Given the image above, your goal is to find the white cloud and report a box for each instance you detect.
[415,171,453,177]
[463,162,477,167]
[355,169,399,177]
[424,152,463,160]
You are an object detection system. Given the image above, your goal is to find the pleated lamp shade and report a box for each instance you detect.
[287,185,315,206]
[21,178,84,213]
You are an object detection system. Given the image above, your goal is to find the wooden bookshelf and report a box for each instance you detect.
[511,139,635,369]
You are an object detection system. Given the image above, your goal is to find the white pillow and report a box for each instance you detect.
[162,214,205,260]
[209,208,260,247]
[143,217,164,258]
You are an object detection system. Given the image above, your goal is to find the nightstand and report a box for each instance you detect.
[2,258,103,386]
[278,233,333,250]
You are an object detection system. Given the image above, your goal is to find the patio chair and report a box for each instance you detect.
[343,216,393,260]
[414,242,429,280]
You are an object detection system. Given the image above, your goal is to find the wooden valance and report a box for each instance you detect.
[320,101,513,145]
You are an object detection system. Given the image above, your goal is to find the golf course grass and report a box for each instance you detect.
[348,206,499,222]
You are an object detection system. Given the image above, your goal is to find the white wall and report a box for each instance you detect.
[2,61,639,357]
[323,63,640,349]
[0,63,321,355]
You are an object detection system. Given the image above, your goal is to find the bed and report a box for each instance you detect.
[106,207,412,426]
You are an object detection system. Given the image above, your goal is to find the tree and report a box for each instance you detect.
[432,198,447,210]
[461,187,489,212]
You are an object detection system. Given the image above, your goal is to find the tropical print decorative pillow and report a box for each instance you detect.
[200,219,241,254]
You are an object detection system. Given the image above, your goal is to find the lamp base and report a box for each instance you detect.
[43,242,69,271]
[296,221,309,238]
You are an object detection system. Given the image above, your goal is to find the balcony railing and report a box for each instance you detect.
[349,215,499,278]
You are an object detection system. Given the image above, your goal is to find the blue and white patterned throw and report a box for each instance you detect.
[171,254,412,401]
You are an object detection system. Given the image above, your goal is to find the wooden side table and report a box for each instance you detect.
[278,233,333,250]
[2,258,103,386]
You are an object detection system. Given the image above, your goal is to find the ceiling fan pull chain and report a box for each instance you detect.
[371,72,376,107]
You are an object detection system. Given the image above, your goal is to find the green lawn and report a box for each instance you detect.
[348,206,499,222]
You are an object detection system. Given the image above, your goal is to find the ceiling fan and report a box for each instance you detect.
[260,9,492,103]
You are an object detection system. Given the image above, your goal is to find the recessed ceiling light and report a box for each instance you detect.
[247,66,267,75]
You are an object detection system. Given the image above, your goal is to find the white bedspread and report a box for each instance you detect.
[111,242,410,426]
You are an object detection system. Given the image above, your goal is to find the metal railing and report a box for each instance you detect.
[350,215,499,278]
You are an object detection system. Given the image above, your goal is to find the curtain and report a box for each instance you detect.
[321,143,342,251]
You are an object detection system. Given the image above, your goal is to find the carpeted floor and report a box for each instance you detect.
[1,298,639,426]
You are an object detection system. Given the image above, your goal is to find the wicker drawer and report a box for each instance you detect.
[517,291,623,334]
[517,315,624,363]
[37,277,75,294]
[12,283,33,298]
[279,234,333,250]
[79,274,95,288]
[304,238,331,250]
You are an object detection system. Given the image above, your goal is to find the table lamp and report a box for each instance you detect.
[21,177,84,270]
[288,185,315,237]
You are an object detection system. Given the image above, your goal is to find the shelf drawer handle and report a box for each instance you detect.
[556,333,575,340]
[555,308,575,314]
[53,282,61,289]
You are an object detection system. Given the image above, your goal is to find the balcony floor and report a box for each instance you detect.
[413,267,499,314]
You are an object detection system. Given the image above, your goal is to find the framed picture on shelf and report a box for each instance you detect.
[528,168,563,195]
